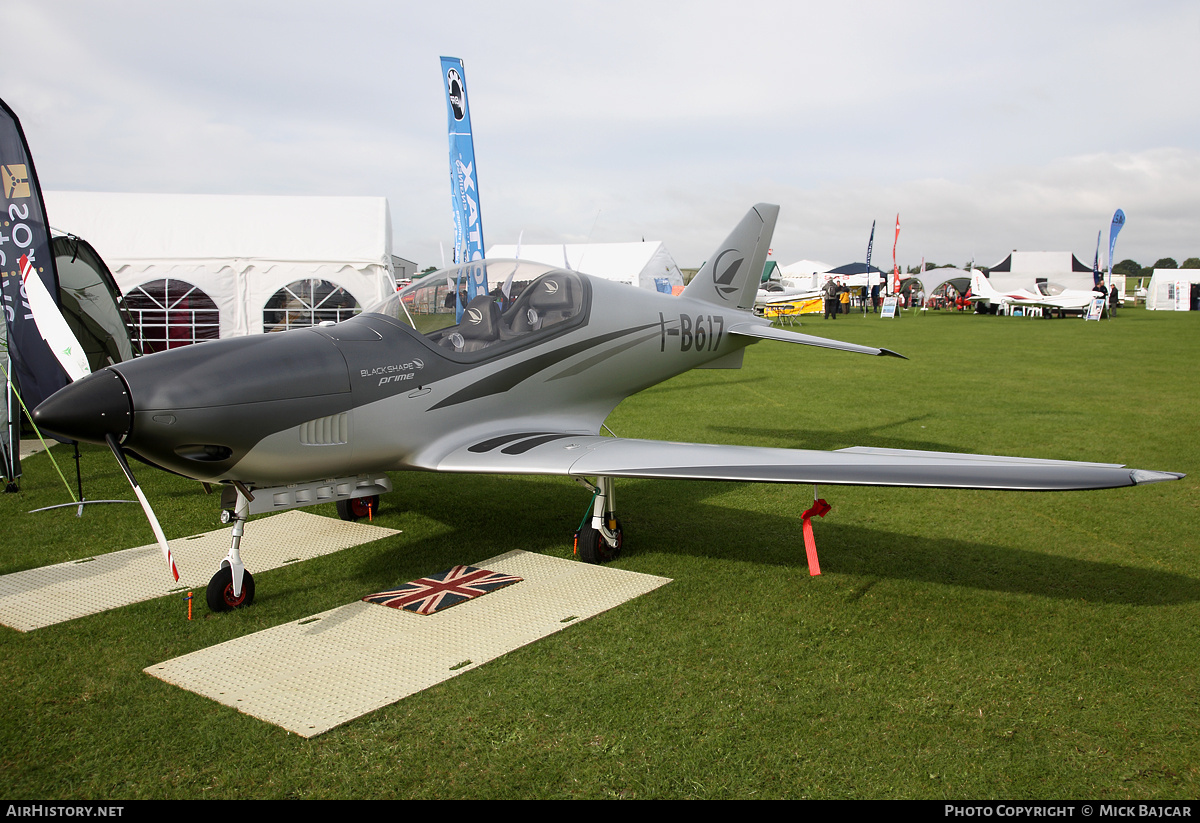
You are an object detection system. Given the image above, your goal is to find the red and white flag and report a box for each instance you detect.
[892,214,901,294]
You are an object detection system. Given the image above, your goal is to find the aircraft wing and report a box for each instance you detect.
[425,433,1182,491]
[1043,295,1100,311]
[758,290,821,306]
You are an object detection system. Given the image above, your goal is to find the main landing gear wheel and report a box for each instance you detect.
[576,518,623,564]
[337,495,379,522]
[206,566,255,612]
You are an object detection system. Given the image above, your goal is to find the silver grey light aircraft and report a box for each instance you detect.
[32,204,1182,612]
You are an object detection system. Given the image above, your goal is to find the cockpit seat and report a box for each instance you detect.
[455,294,502,352]
[434,294,502,353]
[504,273,580,336]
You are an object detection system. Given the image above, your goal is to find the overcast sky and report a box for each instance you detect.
[6,0,1198,271]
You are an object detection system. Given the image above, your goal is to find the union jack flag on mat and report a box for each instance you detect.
[363,566,523,615]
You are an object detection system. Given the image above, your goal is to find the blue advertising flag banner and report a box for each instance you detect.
[1107,209,1125,286]
[1093,230,1102,286]
[0,97,69,415]
[865,220,875,272]
[441,57,487,309]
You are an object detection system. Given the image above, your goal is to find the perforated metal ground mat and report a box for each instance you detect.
[145,550,671,738]
[0,511,399,631]
[19,439,49,459]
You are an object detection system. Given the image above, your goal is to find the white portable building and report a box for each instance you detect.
[485,241,685,294]
[1145,269,1200,310]
[44,192,396,347]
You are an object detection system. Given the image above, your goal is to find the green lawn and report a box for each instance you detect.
[1,307,1197,799]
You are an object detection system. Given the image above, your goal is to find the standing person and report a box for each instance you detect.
[1093,280,1108,316]
[823,277,839,319]
[1109,284,1119,317]
[839,283,850,315]
[870,283,881,313]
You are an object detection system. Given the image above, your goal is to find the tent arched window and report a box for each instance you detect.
[120,279,220,354]
[263,279,360,332]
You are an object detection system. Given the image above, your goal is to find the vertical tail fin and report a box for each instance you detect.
[683,203,779,310]
[970,269,996,299]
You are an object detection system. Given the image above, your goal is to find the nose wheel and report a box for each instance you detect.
[207,566,256,612]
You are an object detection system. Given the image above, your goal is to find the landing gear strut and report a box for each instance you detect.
[575,476,622,563]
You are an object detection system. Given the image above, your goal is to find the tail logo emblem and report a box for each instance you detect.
[713,248,744,300]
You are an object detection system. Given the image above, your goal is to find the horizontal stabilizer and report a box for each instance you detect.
[427,433,1182,491]
[728,322,906,358]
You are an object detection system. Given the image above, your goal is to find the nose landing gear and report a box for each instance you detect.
[208,488,254,612]
[204,475,391,612]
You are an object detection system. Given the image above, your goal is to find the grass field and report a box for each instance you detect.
[1,307,1197,799]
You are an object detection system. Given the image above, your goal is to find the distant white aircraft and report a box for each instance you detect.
[754,273,821,310]
[969,270,1101,315]
[755,283,823,313]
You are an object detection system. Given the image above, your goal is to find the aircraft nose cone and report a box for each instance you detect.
[32,369,133,445]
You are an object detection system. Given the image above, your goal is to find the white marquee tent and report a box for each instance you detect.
[44,192,396,344]
[915,267,971,295]
[485,241,685,293]
[769,259,832,291]
[987,251,1095,293]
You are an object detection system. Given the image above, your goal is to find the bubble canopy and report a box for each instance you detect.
[365,259,590,358]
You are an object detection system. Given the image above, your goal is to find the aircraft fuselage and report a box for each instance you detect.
[36,273,755,488]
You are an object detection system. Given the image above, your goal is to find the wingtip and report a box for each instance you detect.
[877,348,908,360]
[1130,469,1186,485]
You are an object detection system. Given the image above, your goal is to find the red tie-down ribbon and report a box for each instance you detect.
[800,498,831,576]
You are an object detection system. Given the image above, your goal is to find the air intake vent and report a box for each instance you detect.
[299,413,349,445]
